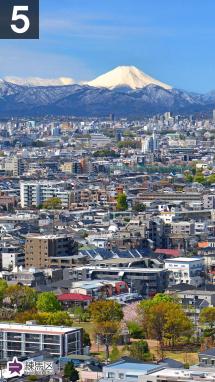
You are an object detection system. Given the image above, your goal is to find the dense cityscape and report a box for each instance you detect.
[1,0,215,380]
[0,110,215,380]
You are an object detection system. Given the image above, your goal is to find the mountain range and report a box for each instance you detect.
[0,66,215,117]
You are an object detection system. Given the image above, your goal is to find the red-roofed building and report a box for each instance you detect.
[155,248,181,257]
[58,293,92,309]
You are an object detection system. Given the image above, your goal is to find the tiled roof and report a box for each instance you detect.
[58,293,92,302]
[155,248,180,257]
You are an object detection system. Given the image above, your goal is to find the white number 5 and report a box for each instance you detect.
[11,6,30,34]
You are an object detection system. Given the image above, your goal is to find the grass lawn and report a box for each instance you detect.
[164,351,198,365]
[147,339,199,365]
[76,321,95,337]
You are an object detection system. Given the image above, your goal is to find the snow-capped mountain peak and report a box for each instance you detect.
[86,65,171,90]
[3,76,75,87]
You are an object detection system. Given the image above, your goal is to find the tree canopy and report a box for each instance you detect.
[89,300,123,322]
[15,310,73,326]
[43,197,62,209]
[93,149,119,158]
[64,362,79,382]
[133,202,146,212]
[36,292,61,312]
[4,285,37,312]
[89,300,123,360]
[116,193,128,211]
[138,297,193,352]
[129,340,152,361]
[0,279,7,305]
[200,307,215,341]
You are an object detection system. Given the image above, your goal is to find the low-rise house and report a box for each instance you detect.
[101,358,215,382]
[166,285,215,322]
[199,348,215,367]
[57,293,92,309]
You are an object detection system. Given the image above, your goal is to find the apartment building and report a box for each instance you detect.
[164,257,204,287]
[5,157,24,176]
[0,322,82,359]
[136,191,202,203]
[203,194,215,209]
[25,233,78,269]
[20,181,72,208]
[171,221,195,236]
[1,250,25,270]
[0,244,25,270]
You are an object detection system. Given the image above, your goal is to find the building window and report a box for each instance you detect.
[7,332,21,340]
[108,373,115,378]
[126,376,138,380]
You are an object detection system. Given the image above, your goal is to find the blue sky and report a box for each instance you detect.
[1,0,215,92]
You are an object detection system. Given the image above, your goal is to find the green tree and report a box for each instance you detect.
[152,293,175,303]
[193,171,206,184]
[0,279,7,305]
[64,362,79,382]
[15,310,38,323]
[5,285,37,312]
[127,321,145,339]
[200,307,215,340]
[73,306,85,323]
[89,300,123,322]
[38,311,73,326]
[110,345,120,362]
[138,299,193,352]
[89,300,123,360]
[129,340,152,361]
[93,150,119,158]
[36,292,61,312]
[116,193,128,211]
[43,197,62,209]
[15,310,73,326]
[164,305,193,347]
[207,174,215,185]
[184,173,193,183]
[133,203,146,212]
[83,330,91,348]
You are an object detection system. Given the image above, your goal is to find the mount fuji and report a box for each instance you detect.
[0,66,214,117]
[86,66,172,90]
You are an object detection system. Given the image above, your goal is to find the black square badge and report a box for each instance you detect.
[0,0,39,39]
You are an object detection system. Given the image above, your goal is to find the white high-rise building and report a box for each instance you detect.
[20,181,72,208]
[141,132,158,154]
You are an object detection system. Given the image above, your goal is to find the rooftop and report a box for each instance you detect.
[26,233,73,240]
[0,322,80,334]
[57,293,92,302]
[104,361,163,375]
[165,257,203,262]
[155,248,181,257]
